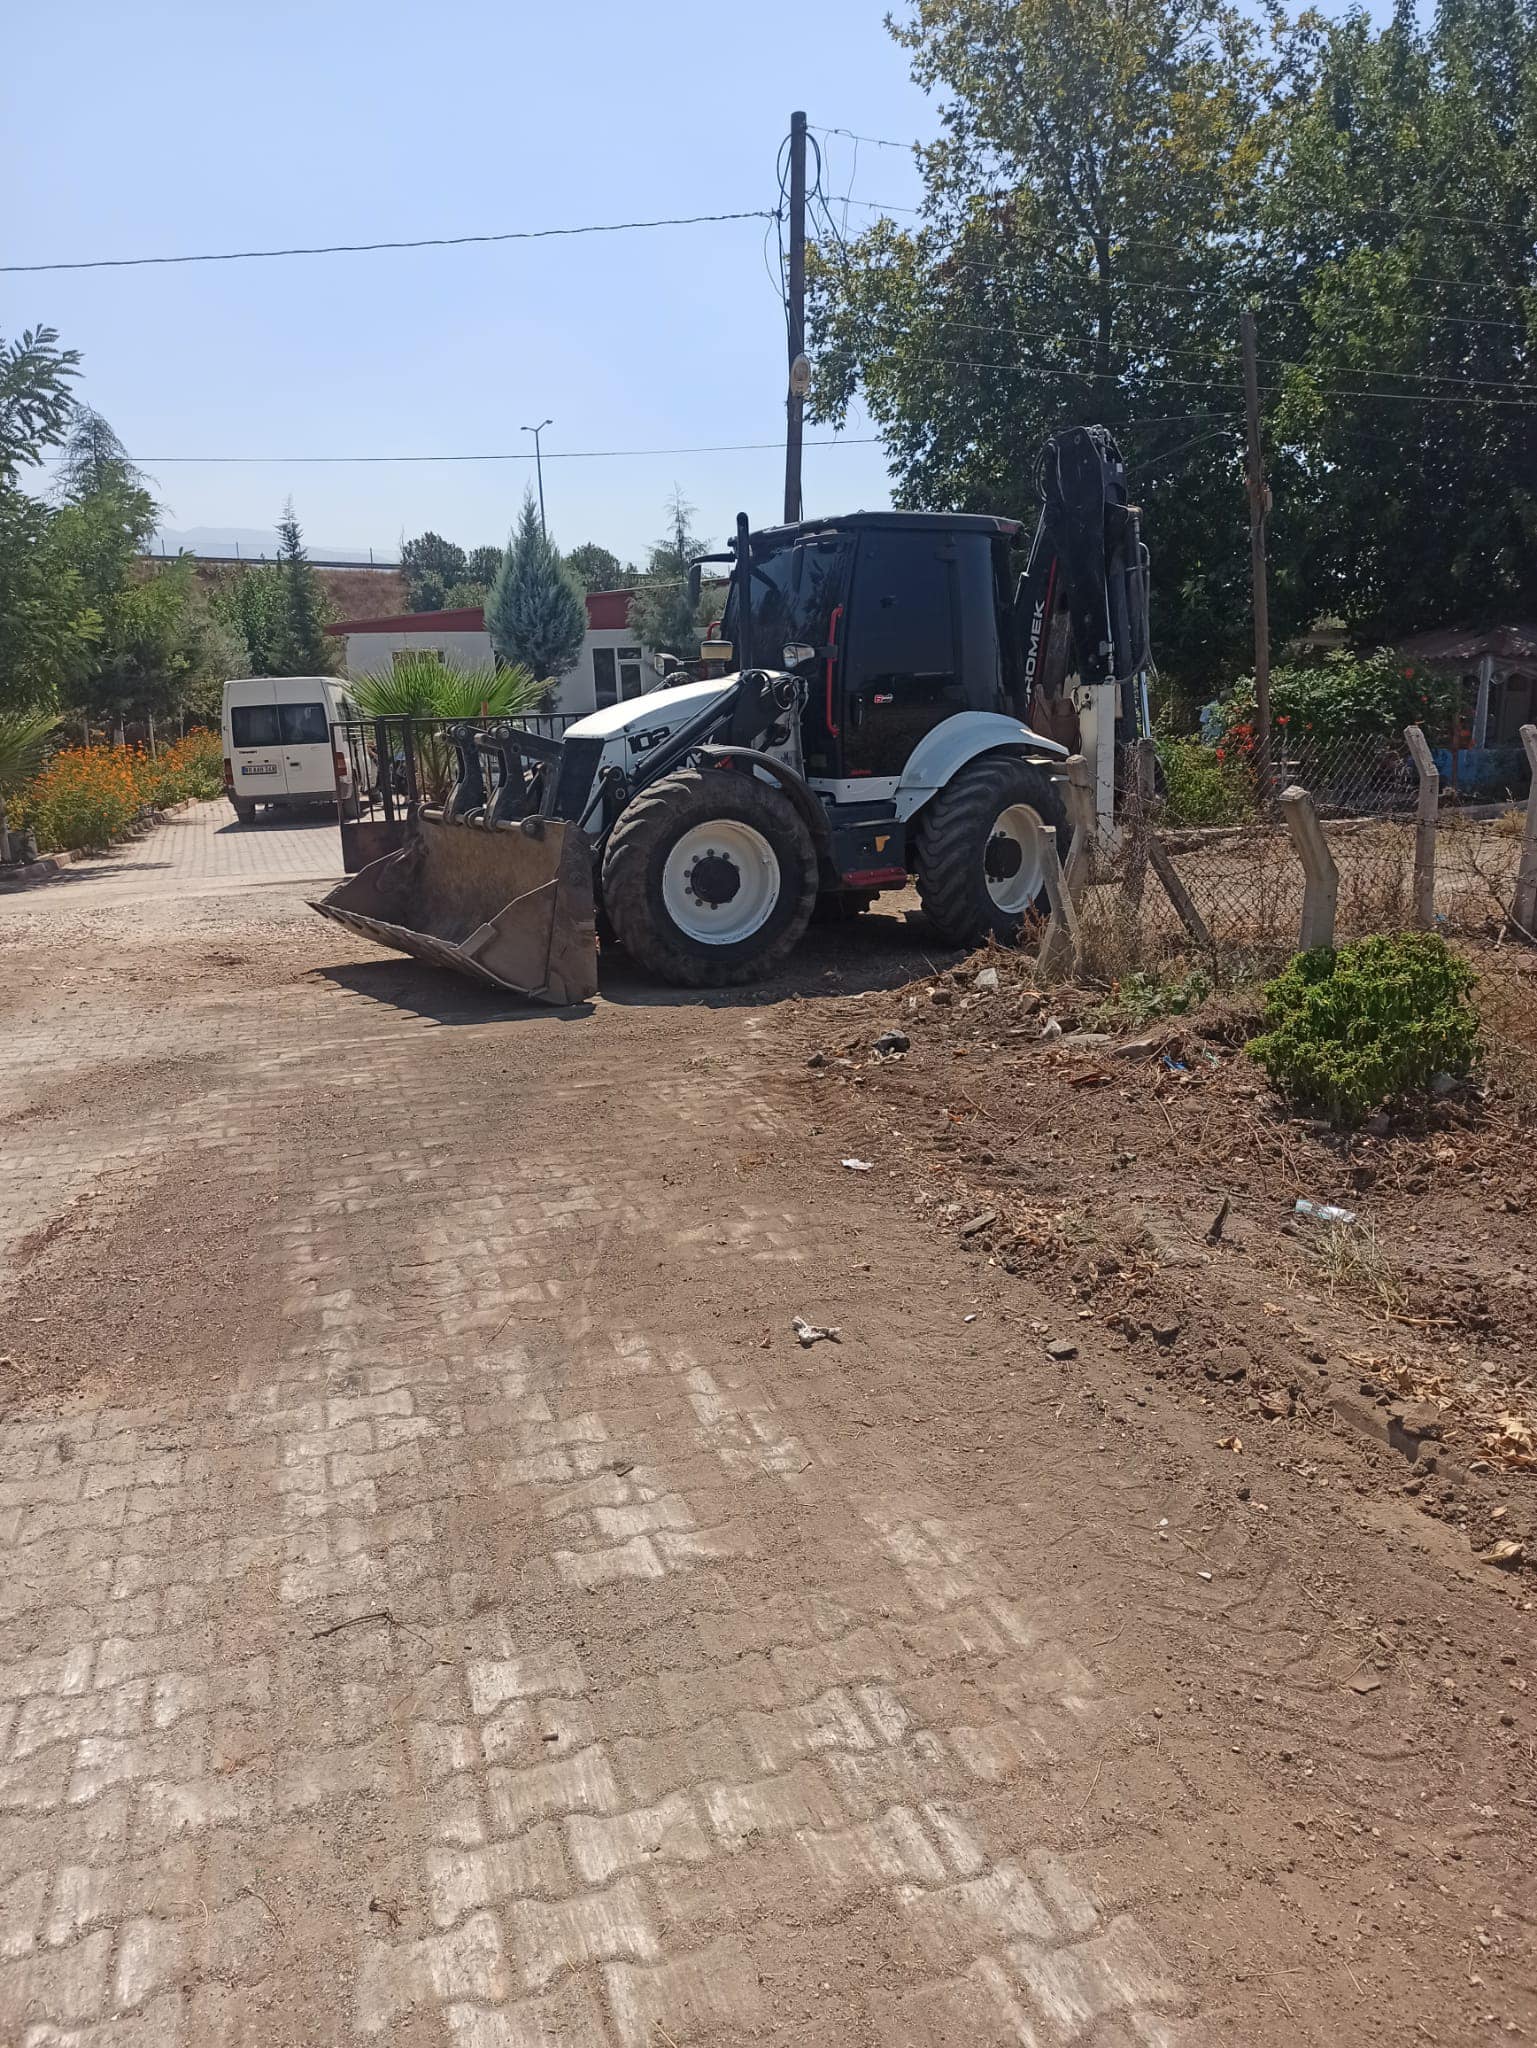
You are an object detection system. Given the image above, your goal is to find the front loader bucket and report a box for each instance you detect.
[311,814,598,1006]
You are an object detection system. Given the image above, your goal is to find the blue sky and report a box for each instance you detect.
[5,0,940,567]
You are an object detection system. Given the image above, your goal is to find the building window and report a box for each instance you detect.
[593,647,618,707]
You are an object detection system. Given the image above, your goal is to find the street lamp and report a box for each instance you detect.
[522,419,553,536]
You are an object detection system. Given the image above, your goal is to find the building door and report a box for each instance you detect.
[593,646,647,709]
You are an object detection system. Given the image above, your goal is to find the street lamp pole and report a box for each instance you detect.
[522,419,553,536]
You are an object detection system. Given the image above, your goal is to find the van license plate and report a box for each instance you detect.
[241,763,278,776]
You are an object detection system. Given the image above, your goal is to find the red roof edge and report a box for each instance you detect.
[328,589,638,636]
[326,607,486,636]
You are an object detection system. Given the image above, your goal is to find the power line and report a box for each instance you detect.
[812,118,1531,239]
[809,124,914,153]
[837,346,1537,409]
[0,209,776,275]
[929,317,1536,393]
[837,196,1537,303]
[98,435,886,466]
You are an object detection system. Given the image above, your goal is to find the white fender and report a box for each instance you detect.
[892,712,1069,824]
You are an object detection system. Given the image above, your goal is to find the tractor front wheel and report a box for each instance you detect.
[915,754,1068,945]
[601,767,818,987]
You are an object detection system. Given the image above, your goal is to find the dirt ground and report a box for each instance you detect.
[0,801,1533,2048]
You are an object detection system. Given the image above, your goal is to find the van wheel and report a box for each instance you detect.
[601,767,817,987]
[915,754,1068,944]
[229,798,256,825]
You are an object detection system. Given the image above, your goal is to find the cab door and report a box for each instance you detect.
[840,530,968,779]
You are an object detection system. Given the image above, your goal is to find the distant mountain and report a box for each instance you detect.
[151,524,394,565]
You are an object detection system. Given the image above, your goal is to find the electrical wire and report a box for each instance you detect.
[928,317,1537,393]
[97,435,887,466]
[810,120,1531,240]
[834,195,1537,305]
[1,209,776,274]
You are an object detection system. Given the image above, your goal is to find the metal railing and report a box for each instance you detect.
[333,713,580,821]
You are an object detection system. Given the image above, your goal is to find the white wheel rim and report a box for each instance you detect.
[984,803,1047,913]
[661,819,782,945]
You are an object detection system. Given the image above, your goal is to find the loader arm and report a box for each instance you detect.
[1013,425,1149,742]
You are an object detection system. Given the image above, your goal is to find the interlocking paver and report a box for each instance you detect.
[0,803,1204,2046]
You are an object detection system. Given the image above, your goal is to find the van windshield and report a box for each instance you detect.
[279,702,330,746]
[230,705,280,748]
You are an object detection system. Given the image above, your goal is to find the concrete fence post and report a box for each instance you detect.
[1513,723,1537,940]
[1061,753,1096,893]
[1404,723,1439,930]
[1281,783,1338,950]
[1037,815,1081,979]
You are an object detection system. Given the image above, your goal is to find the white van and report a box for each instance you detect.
[222,676,361,824]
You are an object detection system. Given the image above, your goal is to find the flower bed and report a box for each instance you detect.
[9,730,225,854]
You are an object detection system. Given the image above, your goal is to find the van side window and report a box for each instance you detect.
[231,705,280,748]
[278,702,330,746]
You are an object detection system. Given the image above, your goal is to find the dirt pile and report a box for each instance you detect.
[782,947,1537,1580]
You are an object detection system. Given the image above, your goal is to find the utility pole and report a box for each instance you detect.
[523,419,553,536]
[1240,310,1273,794]
[783,110,808,526]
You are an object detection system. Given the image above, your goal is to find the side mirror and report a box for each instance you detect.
[783,643,815,669]
[687,562,702,608]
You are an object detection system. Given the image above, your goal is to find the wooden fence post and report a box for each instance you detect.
[1403,723,1439,930]
[1281,783,1338,950]
[1513,722,1537,940]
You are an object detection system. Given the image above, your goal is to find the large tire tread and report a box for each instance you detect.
[915,754,1067,945]
[601,767,817,988]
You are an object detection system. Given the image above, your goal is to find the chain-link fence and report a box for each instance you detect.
[1035,725,1536,1085]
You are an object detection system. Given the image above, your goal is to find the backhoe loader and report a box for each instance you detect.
[313,425,1149,1003]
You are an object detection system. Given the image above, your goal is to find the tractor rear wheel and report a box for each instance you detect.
[601,766,818,987]
[915,754,1068,945]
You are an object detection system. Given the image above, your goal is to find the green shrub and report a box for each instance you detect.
[1158,735,1256,827]
[1248,932,1479,1125]
[1091,966,1213,1030]
[1213,649,1459,748]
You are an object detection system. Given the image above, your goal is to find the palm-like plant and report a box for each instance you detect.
[347,655,546,803]
[347,652,543,722]
[0,706,59,861]
[0,707,60,794]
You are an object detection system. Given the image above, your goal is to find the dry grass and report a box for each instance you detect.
[1314,1220,1410,1318]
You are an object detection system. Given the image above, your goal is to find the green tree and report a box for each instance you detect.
[485,492,588,685]
[0,327,95,711]
[50,409,207,731]
[806,0,1278,688]
[0,327,80,484]
[402,530,469,611]
[0,492,98,710]
[209,563,285,676]
[566,541,637,593]
[1258,0,1537,641]
[627,493,709,658]
[271,501,336,674]
[466,545,503,586]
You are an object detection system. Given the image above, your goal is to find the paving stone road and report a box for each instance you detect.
[2,804,1529,2048]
